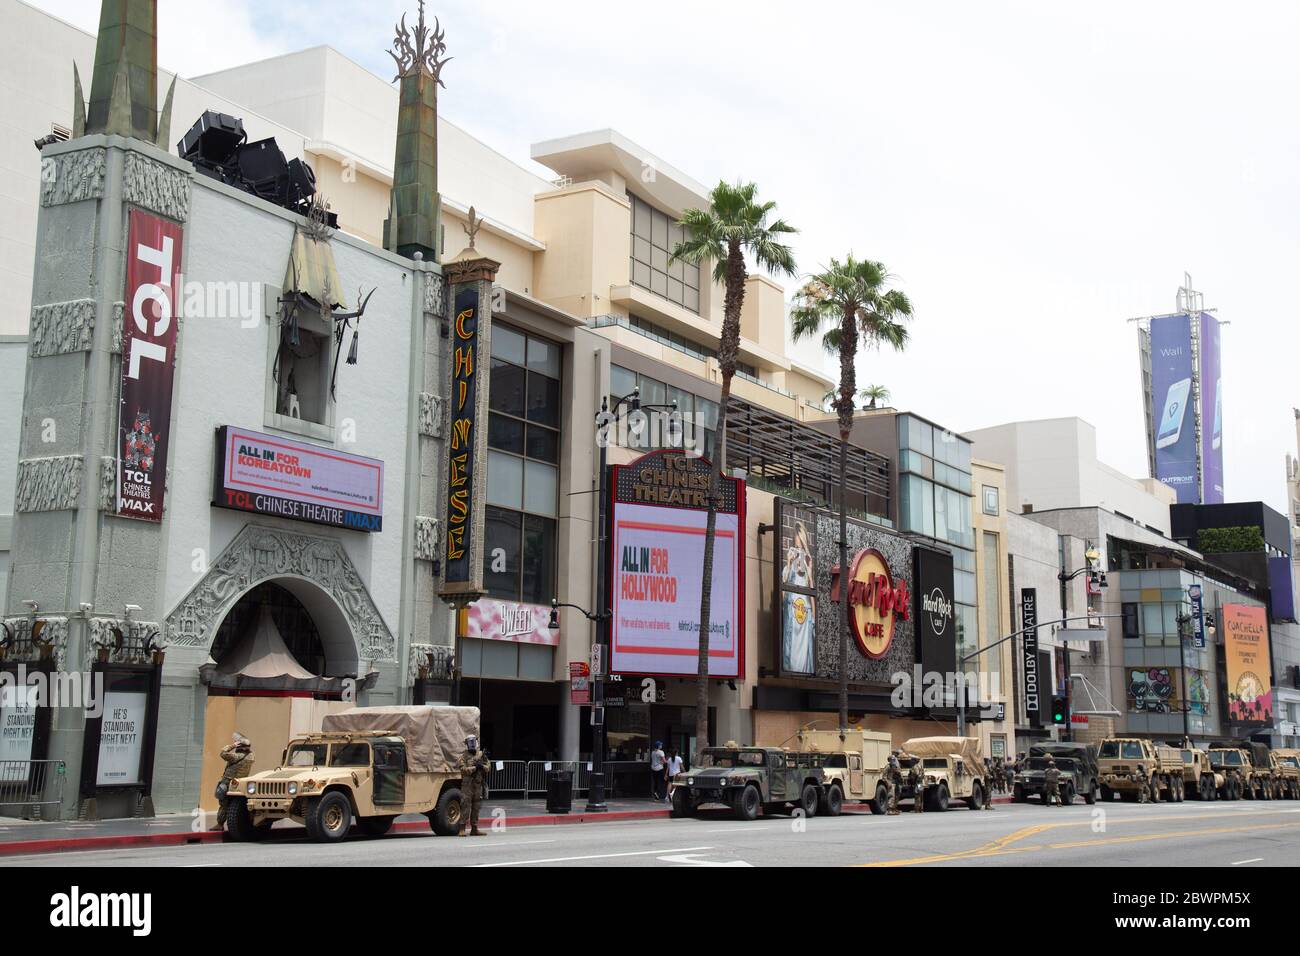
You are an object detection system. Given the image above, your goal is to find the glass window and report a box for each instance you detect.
[487,451,523,510]
[527,373,560,428]
[525,425,559,464]
[627,193,701,314]
[492,324,526,365]
[521,516,557,605]
[484,507,522,600]
[489,414,524,454]
[524,461,558,517]
[638,375,667,407]
[489,359,526,417]
[611,364,637,403]
[526,337,561,378]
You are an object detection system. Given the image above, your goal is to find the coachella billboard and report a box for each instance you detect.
[1221,604,1273,725]
[608,451,744,679]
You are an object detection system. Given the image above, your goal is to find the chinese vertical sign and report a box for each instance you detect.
[117,209,183,521]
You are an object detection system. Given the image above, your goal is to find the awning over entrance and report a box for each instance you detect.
[200,607,373,694]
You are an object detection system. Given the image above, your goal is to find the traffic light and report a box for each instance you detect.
[1051,696,1069,726]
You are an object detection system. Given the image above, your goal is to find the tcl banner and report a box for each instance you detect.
[608,451,744,679]
[213,426,384,532]
[116,209,183,521]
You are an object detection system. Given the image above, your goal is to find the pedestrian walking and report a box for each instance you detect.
[667,748,684,779]
[455,734,490,835]
[649,740,667,801]
[214,732,254,831]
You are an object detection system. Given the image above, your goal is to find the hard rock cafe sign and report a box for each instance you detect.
[838,548,910,660]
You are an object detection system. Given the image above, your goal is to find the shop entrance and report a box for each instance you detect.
[459,678,560,762]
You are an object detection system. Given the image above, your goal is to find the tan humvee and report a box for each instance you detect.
[901,736,993,811]
[225,705,478,843]
[1098,738,1184,802]
[791,729,892,815]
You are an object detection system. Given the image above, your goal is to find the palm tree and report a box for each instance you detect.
[790,255,912,732]
[861,384,890,409]
[671,181,797,761]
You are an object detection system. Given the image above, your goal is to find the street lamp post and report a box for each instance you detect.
[557,387,676,813]
[1057,546,1103,742]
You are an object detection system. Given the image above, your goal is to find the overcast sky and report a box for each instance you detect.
[36,0,1300,513]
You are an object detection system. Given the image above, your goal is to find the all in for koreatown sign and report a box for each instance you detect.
[117,209,183,521]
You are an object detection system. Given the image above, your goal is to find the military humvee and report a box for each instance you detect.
[901,736,992,811]
[670,746,825,821]
[1178,747,1223,801]
[1097,738,1185,802]
[790,729,891,815]
[225,705,478,843]
[1014,743,1100,805]
[1270,749,1300,800]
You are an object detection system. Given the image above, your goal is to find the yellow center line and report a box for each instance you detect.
[860,813,1300,867]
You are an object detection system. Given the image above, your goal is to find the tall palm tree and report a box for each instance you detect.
[861,384,890,409]
[671,181,797,760]
[790,256,912,732]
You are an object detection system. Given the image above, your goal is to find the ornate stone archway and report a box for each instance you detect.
[164,524,395,664]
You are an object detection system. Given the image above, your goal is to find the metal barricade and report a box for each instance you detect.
[526,760,578,795]
[488,760,527,796]
[0,760,66,819]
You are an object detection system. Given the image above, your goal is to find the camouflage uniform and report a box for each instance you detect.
[455,741,491,835]
[885,754,902,815]
[909,761,925,813]
[215,738,254,829]
[982,771,996,810]
[1044,759,1062,806]
[1136,765,1152,804]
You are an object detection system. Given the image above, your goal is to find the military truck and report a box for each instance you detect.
[1206,747,1252,800]
[1178,747,1223,801]
[791,729,892,815]
[1014,743,1100,805]
[1097,738,1185,802]
[901,736,992,811]
[670,745,825,821]
[1244,742,1279,799]
[1270,749,1300,800]
[224,705,478,843]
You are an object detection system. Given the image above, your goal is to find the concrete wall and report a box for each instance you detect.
[0,337,25,613]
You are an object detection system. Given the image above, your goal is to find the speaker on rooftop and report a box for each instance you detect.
[177,110,246,166]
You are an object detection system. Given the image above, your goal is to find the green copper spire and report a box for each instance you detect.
[383,2,451,263]
[76,0,175,146]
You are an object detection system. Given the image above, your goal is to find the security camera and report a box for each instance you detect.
[21,599,38,613]
[123,604,143,620]
[79,602,94,615]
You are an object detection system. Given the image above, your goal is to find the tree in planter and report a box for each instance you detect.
[790,256,911,732]
[823,384,892,411]
[671,181,797,760]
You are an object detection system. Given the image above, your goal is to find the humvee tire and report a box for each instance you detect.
[927,782,950,812]
[870,783,888,815]
[966,781,984,810]
[820,784,844,817]
[429,787,464,836]
[305,791,353,843]
[1061,783,1074,806]
[1100,784,1112,802]
[1084,782,1098,805]
[799,784,819,818]
[1014,784,1028,803]
[671,787,691,818]
[225,798,271,842]
[734,784,760,821]
[358,817,394,837]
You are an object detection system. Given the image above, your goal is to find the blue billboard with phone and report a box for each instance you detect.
[1199,313,1224,503]
[1150,314,1199,503]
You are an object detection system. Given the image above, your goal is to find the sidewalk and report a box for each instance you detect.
[0,793,1015,858]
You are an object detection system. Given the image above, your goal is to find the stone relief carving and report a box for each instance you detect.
[29,299,96,357]
[406,641,454,687]
[110,302,124,354]
[39,148,107,207]
[0,616,70,673]
[423,271,446,315]
[414,516,439,561]
[164,523,396,662]
[418,392,443,438]
[84,617,161,671]
[123,151,191,222]
[98,457,116,512]
[15,455,83,513]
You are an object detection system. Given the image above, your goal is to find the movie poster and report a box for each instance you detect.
[778,503,818,675]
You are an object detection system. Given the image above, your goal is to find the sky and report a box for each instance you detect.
[34,0,1300,513]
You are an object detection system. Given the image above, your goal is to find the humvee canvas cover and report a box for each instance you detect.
[902,736,985,777]
[321,705,480,772]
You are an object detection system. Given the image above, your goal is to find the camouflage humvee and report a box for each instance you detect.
[901,737,993,811]
[225,706,477,843]
[670,746,825,821]
[1013,743,1100,805]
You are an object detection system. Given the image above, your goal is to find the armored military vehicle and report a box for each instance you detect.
[1270,749,1300,799]
[1097,738,1184,802]
[225,705,478,843]
[670,745,825,821]
[1178,746,1223,800]
[901,736,992,811]
[790,729,892,815]
[1014,743,1100,805]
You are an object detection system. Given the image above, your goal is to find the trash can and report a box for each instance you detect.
[546,769,573,814]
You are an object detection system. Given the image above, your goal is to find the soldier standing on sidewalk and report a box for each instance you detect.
[1044,756,1062,807]
[456,735,490,836]
[214,732,254,831]
[885,751,902,815]
[909,758,925,813]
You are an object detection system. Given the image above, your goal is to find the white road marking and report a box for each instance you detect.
[658,852,752,867]
[474,845,714,867]
[181,863,222,868]
[1231,858,1263,865]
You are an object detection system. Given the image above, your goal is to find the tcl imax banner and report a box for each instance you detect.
[213,426,384,532]
[1221,603,1273,725]
[609,451,744,679]
[116,209,183,521]
[1149,313,1198,504]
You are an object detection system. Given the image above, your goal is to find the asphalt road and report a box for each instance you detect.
[6,799,1299,867]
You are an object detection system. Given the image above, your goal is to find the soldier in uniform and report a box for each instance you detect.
[909,757,925,813]
[982,766,997,810]
[455,734,490,836]
[214,732,254,831]
[1043,755,1062,807]
[1136,764,1152,804]
[885,751,902,815]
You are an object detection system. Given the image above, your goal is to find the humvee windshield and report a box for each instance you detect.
[1280,756,1300,769]
[329,743,371,767]
[1210,751,1243,768]
[696,749,765,768]
[286,743,329,767]
[1099,741,1144,760]
[284,742,373,768]
[922,758,949,769]
[1028,757,1076,771]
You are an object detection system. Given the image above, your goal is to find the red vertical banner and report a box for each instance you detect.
[116,209,183,522]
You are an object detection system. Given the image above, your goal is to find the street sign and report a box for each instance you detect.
[590,644,605,678]
[569,661,592,704]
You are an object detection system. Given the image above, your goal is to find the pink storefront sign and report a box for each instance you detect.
[465,598,558,646]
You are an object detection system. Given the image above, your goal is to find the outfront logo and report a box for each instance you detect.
[49,886,151,936]
[835,548,909,660]
[923,587,953,636]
